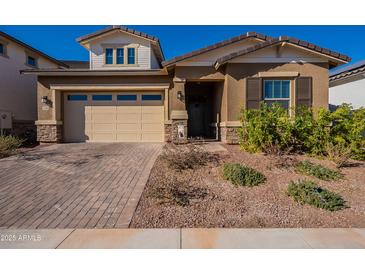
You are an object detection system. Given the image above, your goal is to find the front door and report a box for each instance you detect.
[188,99,206,137]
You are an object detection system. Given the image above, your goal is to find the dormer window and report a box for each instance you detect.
[127,48,135,64]
[105,48,113,64]
[104,46,137,66]
[116,48,124,64]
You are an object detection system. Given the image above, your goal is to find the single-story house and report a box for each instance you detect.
[329,60,365,109]
[0,30,68,138]
[22,26,351,144]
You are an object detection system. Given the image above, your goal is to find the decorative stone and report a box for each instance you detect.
[164,122,172,142]
[220,126,240,144]
[37,124,62,143]
[171,119,188,144]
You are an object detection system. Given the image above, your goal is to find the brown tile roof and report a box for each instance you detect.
[0,30,68,68]
[76,25,159,43]
[329,60,365,82]
[162,32,273,67]
[76,25,164,65]
[60,60,89,69]
[214,36,351,69]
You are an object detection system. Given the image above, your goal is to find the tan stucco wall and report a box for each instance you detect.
[37,62,329,128]
[0,36,59,122]
[224,62,329,121]
[37,75,171,122]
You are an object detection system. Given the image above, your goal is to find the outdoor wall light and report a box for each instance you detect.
[177,91,183,100]
[41,96,48,104]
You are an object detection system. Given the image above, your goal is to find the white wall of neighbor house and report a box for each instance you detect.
[330,77,365,109]
[88,31,160,70]
[0,38,58,121]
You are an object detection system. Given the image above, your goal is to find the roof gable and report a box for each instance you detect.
[214,36,351,69]
[162,32,273,67]
[76,26,164,64]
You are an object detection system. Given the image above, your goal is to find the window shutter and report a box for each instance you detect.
[246,77,262,109]
[296,77,312,107]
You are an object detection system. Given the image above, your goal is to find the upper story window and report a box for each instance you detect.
[104,46,137,66]
[0,41,8,57]
[116,48,124,64]
[264,80,290,109]
[26,55,37,67]
[105,48,113,64]
[127,48,136,64]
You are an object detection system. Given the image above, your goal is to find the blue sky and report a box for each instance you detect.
[1,26,364,70]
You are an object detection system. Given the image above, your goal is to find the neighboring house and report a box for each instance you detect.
[329,60,365,109]
[0,30,68,138]
[22,26,350,144]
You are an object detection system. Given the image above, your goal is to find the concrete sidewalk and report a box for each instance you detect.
[1,228,365,249]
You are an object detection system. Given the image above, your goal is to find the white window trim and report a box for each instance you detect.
[263,79,291,108]
[263,79,291,100]
[102,44,139,67]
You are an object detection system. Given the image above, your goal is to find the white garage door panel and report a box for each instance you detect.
[64,92,164,142]
[116,123,140,131]
[116,133,141,142]
[93,133,115,141]
[116,113,141,122]
[141,133,163,142]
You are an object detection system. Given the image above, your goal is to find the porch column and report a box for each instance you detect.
[36,88,63,143]
[170,77,188,144]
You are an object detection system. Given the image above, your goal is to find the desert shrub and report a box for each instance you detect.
[238,103,293,153]
[0,135,23,158]
[295,160,343,181]
[222,163,266,186]
[149,176,208,206]
[287,180,346,211]
[238,103,365,160]
[325,142,352,168]
[329,105,365,160]
[161,144,213,170]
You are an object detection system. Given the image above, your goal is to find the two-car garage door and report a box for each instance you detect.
[63,92,164,142]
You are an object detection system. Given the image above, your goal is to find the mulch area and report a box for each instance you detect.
[130,144,365,228]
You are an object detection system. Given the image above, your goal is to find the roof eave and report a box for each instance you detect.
[20,69,168,76]
[162,32,273,68]
[214,38,351,70]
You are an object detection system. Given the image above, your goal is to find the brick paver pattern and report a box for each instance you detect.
[0,143,162,229]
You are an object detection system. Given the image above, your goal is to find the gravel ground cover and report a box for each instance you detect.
[130,144,365,228]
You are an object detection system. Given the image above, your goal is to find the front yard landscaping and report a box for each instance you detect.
[131,104,365,228]
[0,135,23,158]
[130,143,365,228]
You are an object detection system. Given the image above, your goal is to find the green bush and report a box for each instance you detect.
[238,103,365,160]
[238,103,293,153]
[222,163,266,186]
[295,160,343,181]
[0,135,23,158]
[287,180,346,211]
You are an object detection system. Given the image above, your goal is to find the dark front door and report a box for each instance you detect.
[188,99,207,137]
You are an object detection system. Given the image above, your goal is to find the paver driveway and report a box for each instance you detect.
[0,143,162,229]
